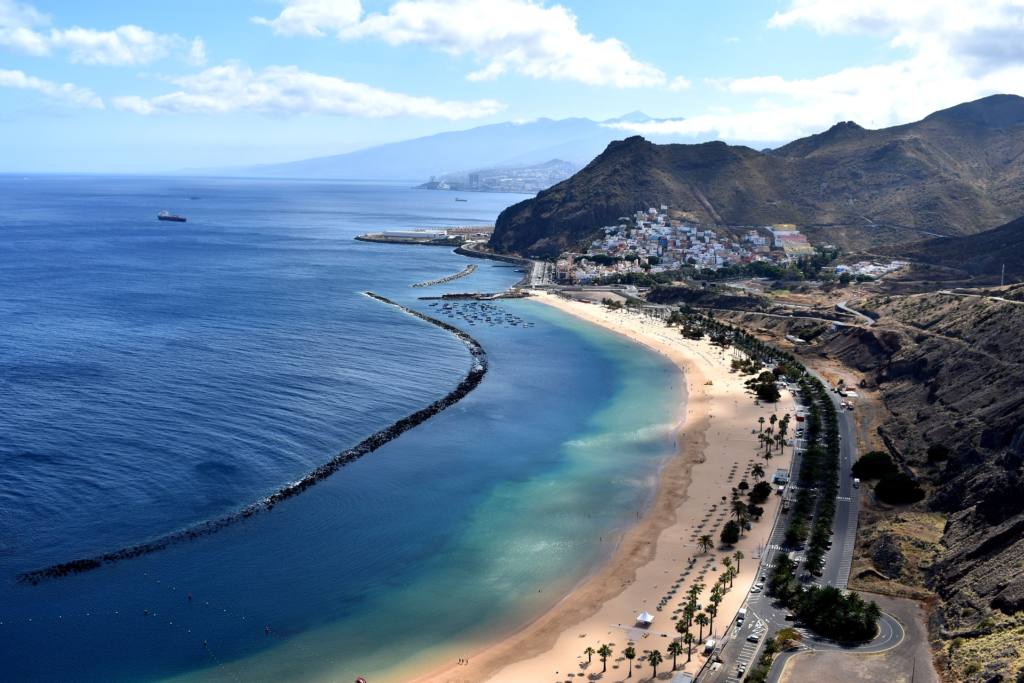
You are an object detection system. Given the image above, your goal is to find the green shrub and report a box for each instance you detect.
[875,472,925,505]
[852,451,897,479]
[927,444,950,463]
[720,520,741,545]
[793,585,880,642]
[749,481,773,504]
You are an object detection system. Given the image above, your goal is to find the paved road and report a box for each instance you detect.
[821,387,860,589]
[836,301,875,326]
[766,612,905,683]
[937,289,1024,306]
[701,378,865,682]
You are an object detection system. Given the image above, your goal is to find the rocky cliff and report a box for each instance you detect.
[723,287,1024,681]
[490,95,1024,256]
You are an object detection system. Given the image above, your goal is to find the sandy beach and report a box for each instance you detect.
[416,292,796,683]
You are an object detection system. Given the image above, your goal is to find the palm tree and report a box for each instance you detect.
[667,641,682,671]
[734,550,744,574]
[722,556,733,577]
[758,416,765,432]
[770,414,778,431]
[708,599,720,636]
[751,463,765,481]
[684,632,694,662]
[731,498,748,522]
[584,646,595,664]
[647,650,663,678]
[698,534,714,554]
[675,617,688,640]
[866,601,882,623]
[694,612,709,642]
[682,604,695,631]
[624,645,636,678]
[598,644,612,673]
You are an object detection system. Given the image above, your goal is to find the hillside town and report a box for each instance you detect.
[554,206,824,283]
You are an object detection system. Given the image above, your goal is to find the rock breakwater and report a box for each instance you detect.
[18,293,487,585]
[411,264,477,288]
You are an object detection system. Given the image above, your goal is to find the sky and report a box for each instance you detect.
[2,0,1024,172]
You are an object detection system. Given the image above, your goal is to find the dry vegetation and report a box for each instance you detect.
[716,285,1024,683]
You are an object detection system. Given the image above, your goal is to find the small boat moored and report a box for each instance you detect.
[157,210,187,222]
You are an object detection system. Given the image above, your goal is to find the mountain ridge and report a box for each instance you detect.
[490,94,1024,256]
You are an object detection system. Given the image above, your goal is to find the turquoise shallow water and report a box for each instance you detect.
[0,176,682,682]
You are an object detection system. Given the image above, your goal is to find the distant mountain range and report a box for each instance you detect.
[490,95,1024,257]
[233,112,664,182]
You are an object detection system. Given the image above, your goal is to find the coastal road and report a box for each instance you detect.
[821,387,860,590]
[765,612,905,683]
[702,378,863,683]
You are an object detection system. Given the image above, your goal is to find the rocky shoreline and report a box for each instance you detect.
[18,292,488,585]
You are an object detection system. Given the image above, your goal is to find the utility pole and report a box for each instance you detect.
[1001,263,1006,288]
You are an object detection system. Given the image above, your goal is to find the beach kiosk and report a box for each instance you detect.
[636,611,655,627]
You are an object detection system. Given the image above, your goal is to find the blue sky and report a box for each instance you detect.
[2,0,1022,172]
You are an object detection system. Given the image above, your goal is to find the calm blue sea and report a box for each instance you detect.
[0,176,682,682]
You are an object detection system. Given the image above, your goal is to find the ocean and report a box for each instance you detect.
[0,176,682,682]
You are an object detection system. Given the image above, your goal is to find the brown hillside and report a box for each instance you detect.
[491,94,1024,257]
[903,214,1024,281]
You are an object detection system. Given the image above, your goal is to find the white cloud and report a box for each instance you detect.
[253,0,361,37]
[768,0,1024,73]
[188,37,207,66]
[113,62,505,119]
[612,1,1024,143]
[0,0,203,65]
[667,76,691,92]
[48,25,183,66]
[254,0,685,89]
[0,67,103,108]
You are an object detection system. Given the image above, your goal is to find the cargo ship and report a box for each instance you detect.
[157,210,187,223]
